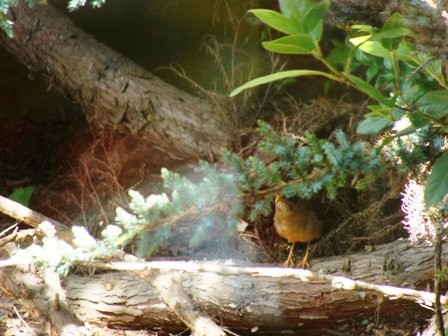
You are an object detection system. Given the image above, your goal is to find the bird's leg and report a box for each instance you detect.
[283,242,296,267]
[299,241,311,269]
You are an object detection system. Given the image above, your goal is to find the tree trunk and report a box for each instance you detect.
[0,3,230,164]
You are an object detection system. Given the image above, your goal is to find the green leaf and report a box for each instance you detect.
[425,152,448,208]
[303,0,329,41]
[376,13,414,50]
[249,9,300,35]
[378,13,414,39]
[262,34,315,54]
[395,125,417,137]
[416,90,448,119]
[357,41,392,60]
[374,27,415,41]
[350,24,375,37]
[327,39,350,69]
[365,104,392,118]
[366,63,379,82]
[356,117,393,135]
[349,75,391,106]
[8,186,34,206]
[391,108,405,120]
[279,0,309,20]
[230,70,339,97]
[348,34,371,47]
[396,41,416,63]
[409,111,431,128]
[401,79,430,104]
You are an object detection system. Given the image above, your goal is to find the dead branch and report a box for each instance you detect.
[0,195,73,242]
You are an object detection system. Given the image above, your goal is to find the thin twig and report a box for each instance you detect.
[13,305,36,336]
[0,222,19,237]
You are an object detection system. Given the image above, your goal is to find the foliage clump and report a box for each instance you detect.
[224,120,383,220]
[13,117,385,273]
[231,0,448,211]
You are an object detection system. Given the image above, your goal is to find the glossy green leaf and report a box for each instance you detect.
[383,13,404,30]
[349,75,391,106]
[349,34,371,47]
[416,90,448,119]
[357,41,392,60]
[262,34,315,54]
[230,70,339,97]
[425,152,448,208]
[304,0,329,41]
[249,9,300,35]
[356,117,393,135]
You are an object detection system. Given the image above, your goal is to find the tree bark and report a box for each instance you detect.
[0,264,86,336]
[0,2,230,164]
[3,239,434,335]
[65,241,440,335]
[328,0,448,53]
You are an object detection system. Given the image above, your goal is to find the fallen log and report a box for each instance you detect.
[57,239,442,334]
[0,190,441,334]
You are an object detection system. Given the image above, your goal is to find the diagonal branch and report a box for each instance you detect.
[0,3,230,163]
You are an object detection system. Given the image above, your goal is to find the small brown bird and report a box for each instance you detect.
[274,195,323,268]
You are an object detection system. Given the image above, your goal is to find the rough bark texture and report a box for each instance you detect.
[0,265,86,336]
[328,0,448,54]
[0,3,230,163]
[43,239,442,334]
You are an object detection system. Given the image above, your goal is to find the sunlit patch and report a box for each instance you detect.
[401,179,447,243]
